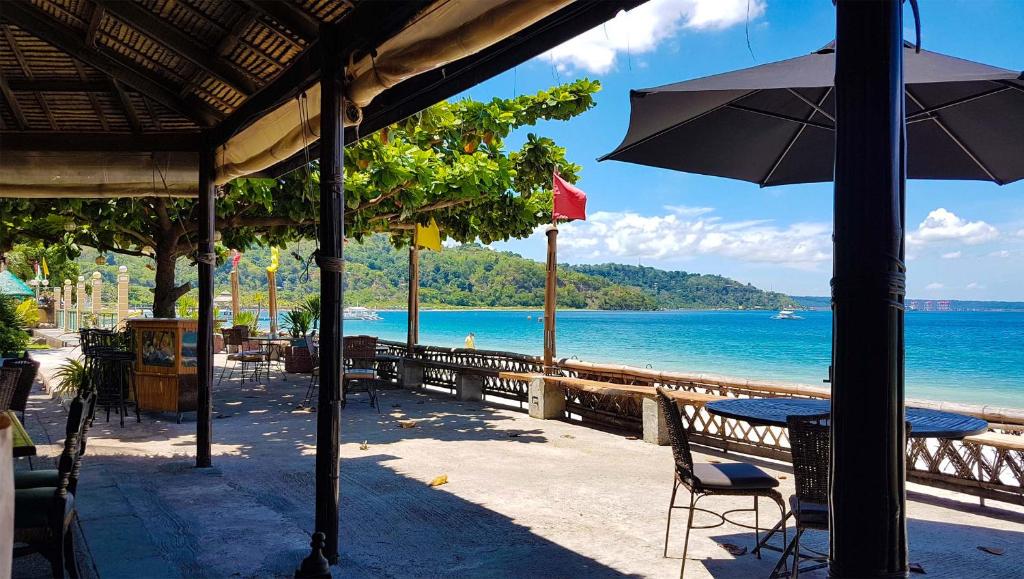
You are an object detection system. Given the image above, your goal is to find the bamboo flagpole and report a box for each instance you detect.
[267,247,280,336]
[230,250,241,322]
[544,170,587,375]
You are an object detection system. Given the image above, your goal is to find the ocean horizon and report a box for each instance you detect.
[250,309,1023,410]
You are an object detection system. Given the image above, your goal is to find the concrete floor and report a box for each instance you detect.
[13,348,1024,578]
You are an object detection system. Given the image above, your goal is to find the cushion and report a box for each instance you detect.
[14,487,74,529]
[789,495,829,528]
[15,468,58,489]
[344,369,376,380]
[692,462,779,490]
[229,352,264,362]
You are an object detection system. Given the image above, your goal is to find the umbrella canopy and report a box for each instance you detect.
[600,42,1023,186]
[0,270,34,298]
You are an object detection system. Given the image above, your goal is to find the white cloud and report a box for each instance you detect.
[966,282,986,290]
[1017,229,1024,238]
[989,249,1011,258]
[941,251,961,259]
[925,282,944,290]
[554,208,831,269]
[664,204,714,217]
[542,0,766,74]
[908,208,998,247]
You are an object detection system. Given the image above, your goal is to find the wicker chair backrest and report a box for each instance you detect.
[786,413,831,506]
[344,335,377,361]
[223,326,249,346]
[0,367,22,411]
[3,356,39,413]
[655,387,695,479]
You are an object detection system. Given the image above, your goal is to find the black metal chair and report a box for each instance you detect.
[5,354,41,421]
[655,387,786,578]
[13,395,88,578]
[780,413,831,578]
[218,326,265,386]
[92,349,139,428]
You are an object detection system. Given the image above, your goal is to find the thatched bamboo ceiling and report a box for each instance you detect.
[0,0,645,197]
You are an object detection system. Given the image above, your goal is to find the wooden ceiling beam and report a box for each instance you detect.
[85,3,104,47]
[6,79,109,92]
[93,0,257,96]
[0,71,29,130]
[1,131,201,151]
[216,10,258,57]
[112,79,143,132]
[238,0,318,41]
[2,1,220,126]
[3,25,33,78]
[73,60,109,131]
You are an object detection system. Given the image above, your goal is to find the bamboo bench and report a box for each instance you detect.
[499,372,727,445]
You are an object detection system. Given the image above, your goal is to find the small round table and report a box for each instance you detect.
[705,398,988,438]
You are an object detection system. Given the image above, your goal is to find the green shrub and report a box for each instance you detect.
[14,299,40,328]
[283,309,311,338]
[0,296,31,355]
[233,310,258,334]
[52,357,88,399]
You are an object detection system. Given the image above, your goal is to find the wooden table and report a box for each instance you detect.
[706,398,989,439]
[4,411,35,457]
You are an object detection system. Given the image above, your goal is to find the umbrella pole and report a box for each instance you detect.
[830,1,907,577]
[543,225,557,374]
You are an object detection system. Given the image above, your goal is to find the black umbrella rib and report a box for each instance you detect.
[726,103,835,131]
[761,86,834,187]
[786,88,835,123]
[905,87,1002,184]
[905,85,1011,123]
[597,90,762,161]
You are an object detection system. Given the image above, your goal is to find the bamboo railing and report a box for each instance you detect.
[379,340,1024,505]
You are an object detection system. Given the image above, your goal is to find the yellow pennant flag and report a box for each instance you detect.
[415,218,442,252]
[266,247,280,273]
[40,257,50,278]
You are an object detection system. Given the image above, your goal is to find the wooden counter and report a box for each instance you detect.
[127,318,198,421]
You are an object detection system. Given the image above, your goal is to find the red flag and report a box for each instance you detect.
[553,171,587,221]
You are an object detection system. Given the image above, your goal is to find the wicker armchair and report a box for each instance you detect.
[344,335,379,410]
[0,366,22,411]
[217,326,265,386]
[4,355,40,420]
[782,413,831,578]
[13,394,88,578]
[655,387,786,578]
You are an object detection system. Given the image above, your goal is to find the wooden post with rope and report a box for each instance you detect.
[407,229,419,354]
[543,216,558,375]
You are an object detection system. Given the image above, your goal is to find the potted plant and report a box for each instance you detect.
[51,357,88,399]
[282,309,314,373]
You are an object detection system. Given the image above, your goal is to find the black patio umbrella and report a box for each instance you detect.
[600,42,1023,186]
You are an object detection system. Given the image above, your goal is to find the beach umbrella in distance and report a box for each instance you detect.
[599,42,1023,186]
[0,269,35,299]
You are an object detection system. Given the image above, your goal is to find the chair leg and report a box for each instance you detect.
[754,496,760,559]
[50,540,65,579]
[663,478,680,557]
[680,491,696,579]
[216,357,230,386]
[64,523,80,579]
[790,528,798,577]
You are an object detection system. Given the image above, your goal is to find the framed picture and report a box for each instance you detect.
[181,331,198,368]
[141,330,175,367]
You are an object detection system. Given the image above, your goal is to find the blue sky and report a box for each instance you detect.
[458,0,1023,300]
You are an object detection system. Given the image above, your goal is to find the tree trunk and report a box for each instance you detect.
[151,241,190,318]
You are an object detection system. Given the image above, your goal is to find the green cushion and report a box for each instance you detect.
[14,469,58,489]
[14,487,74,529]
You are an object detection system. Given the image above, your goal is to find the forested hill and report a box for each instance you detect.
[76,235,796,311]
[569,263,797,310]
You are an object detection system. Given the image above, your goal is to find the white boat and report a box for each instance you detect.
[774,309,803,320]
[344,306,382,321]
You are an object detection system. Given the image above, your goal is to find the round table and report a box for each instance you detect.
[705,398,988,439]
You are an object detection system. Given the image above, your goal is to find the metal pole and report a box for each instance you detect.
[830,1,907,577]
[314,22,344,564]
[196,137,215,469]
[407,236,419,354]
[543,226,558,374]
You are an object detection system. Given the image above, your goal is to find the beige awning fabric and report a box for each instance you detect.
[0,151,198,198]
[214,0,572,184]
[0,0,576,194]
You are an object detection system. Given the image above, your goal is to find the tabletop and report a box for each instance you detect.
[705,398,989,439]
[5,411,36,457]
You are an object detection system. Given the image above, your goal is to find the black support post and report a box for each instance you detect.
[830,1,907,577]
[314,23,344,565]
[196,136,215,469]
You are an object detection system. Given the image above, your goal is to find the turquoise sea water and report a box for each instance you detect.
[268,309,1024,408]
